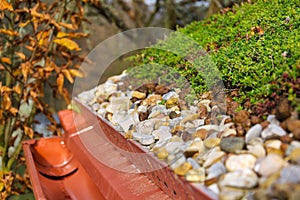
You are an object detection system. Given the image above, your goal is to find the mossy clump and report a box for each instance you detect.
[130,0,300,108]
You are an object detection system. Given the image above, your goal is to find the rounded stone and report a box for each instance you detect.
[132,91,146,99]
[247,144,266,158]
[220,137,245,153]
[289,148,300,164]
[204,138,221,149]
[225,154,256,171]
[135,120,155,135]
[203,148,226,168]
[193,129,208,140]
[261,124,287,139]
[219,169,258,189]
[156,148,169,160]
[174,162,192,176]
[265,139,282,149]
[245,124,262,144]
[206,162,226,179]
[166,98,179,109]
[255,154,286,177]
[185,168,206,182]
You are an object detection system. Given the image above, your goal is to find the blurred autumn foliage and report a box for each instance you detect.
[0,0,86,198]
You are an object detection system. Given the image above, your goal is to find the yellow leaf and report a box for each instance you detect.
[0,29,19,36]
[12,68,22,77]
[69,69,84,78]
[54,38,81,51]
[19,20,30,27]
[24,126,34,139]
[0,1,13,11]
[37,30,50,46]
[1,57,11,65]
[2,94,11,110]
[57,32,89,39]
[56,73,64,94]
[62,69,74,84]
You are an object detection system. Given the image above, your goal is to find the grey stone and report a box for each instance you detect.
[220,137,245,153]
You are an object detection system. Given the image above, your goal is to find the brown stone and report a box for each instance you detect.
[154,84,170,95]
[280,143,289,153]
[204,117,211,125]
[198,104,208,119]
[193,129,208,140]
[143,95,162,106]
[236,124,245,136]
[280,135,292,144]
[171,125,184,135]
[293,129,300,140]
[244,119,252,128]
[139,111,149,121]
[251,116,260,125]
[275,98,292,121]
[286,119,300,133]
[234,110,250,124]
[231,101,240,112]
[169,111,181,119]
[181,131,193,141]
[136,83,156,94]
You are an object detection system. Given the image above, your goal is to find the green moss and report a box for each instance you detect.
[130,0,300,104]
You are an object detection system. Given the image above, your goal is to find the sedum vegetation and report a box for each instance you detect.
[132,0,300,112]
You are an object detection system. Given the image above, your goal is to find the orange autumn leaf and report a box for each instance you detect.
[62,69,74,84]
[62,88,71,105]
[0,109,2,120]
[21,62,31,82]
[1,57,11,65]
[58,22,76,30]
[30,90,38,98]
[29,3,43,19]
[19,20,31,27]
[56,73,64,94]
[13,84,21,95]
[0,86,12,93]
[2,94,12,110]
[69,69,84,78]
[54,38,81,51]
[15,52,26,60]
[24,126,34,139]
[9,107,18,115]
[0,1,13,11]
[0,29,19,36]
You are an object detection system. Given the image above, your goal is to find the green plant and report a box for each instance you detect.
[131,0,300,109]
[0,0,86,198]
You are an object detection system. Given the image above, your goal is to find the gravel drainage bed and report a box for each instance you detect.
[78,72,300,200]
